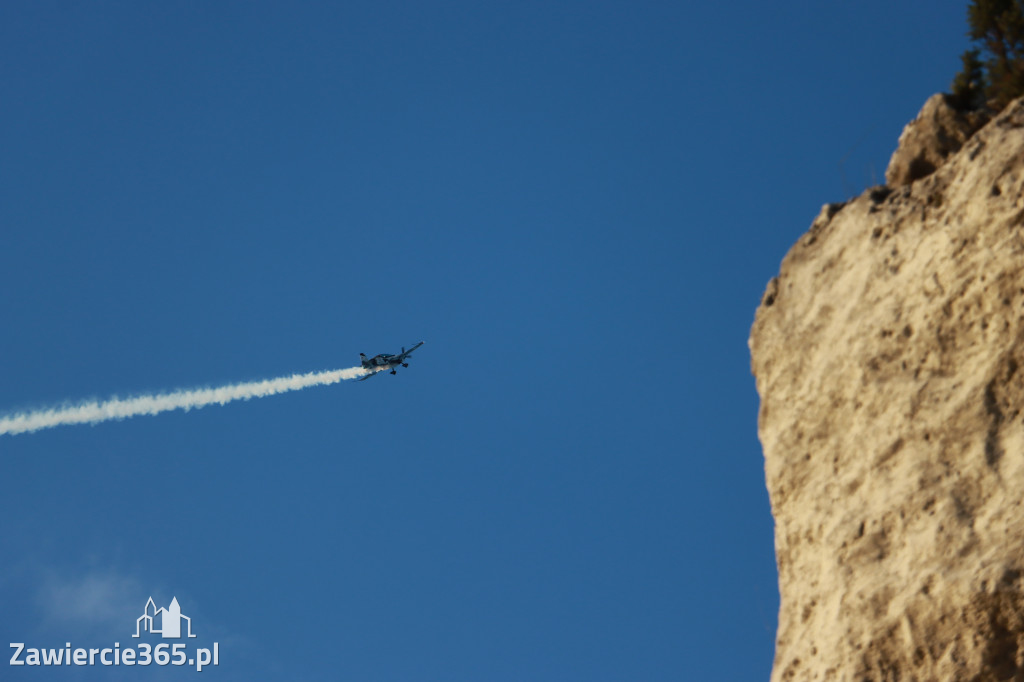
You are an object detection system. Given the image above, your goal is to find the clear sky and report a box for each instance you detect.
[0,2,969,680]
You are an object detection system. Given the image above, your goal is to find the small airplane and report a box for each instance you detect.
[358,341,425,380]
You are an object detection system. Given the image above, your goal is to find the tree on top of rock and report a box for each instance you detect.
[953,0,1024,111]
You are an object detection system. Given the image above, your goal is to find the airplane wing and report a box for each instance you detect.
[399,341,425,359]
[357,371,379,381]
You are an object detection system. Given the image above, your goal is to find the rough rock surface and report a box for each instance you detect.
[885,93,990,187]
[751,96,1024,682]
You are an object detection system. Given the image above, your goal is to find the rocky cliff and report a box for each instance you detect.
[750,96,1024,681]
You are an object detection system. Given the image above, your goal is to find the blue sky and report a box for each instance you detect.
[0,2,969,680]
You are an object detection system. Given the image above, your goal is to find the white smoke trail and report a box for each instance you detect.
[0,365,378,436]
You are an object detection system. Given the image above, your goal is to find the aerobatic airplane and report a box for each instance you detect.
[358,341,425,380]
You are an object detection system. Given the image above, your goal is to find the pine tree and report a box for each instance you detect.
[954,0,1024,110]
[951,49,986,109]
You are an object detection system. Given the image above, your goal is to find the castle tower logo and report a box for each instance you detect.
[132,597,197,639]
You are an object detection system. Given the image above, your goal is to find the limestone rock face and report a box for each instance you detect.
[885,93,990,187]
[751,97,1024,681]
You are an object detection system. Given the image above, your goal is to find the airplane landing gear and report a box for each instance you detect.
[402,363,409,368]
[391,370,397,375]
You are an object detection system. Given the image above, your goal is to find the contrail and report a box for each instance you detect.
[0,365,376,436]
